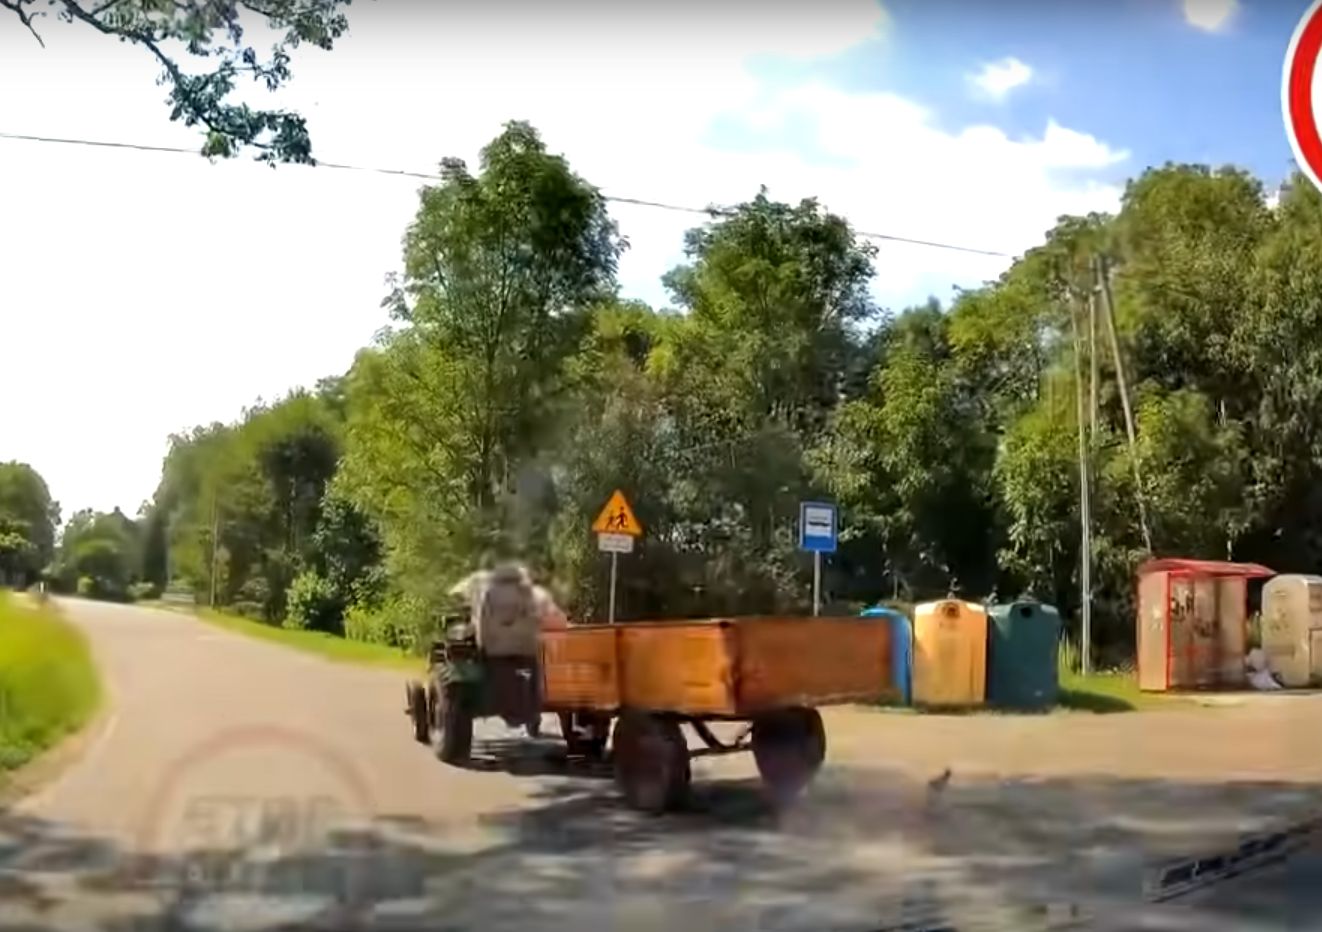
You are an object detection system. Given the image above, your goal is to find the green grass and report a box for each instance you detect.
[0,591,102,771]
[179,606,422,672]
[1058,669,1157,713]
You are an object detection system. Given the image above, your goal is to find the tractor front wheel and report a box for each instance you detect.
[406,682,429,744]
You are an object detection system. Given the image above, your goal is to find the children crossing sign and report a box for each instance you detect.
[592,489,643,536]
[591,489,642,624]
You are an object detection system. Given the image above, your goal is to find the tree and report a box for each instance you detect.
[133,152,1322,663]
[144,389,351,618]
[3,0,351,162]
[995,394,1083,606]
[342,121,624,604]
[0,462,59,586]
[660,189,878,438]
[819,302,1000,600]
[53,507,140,599]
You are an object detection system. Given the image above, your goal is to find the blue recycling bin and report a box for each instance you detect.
[860,606,912,705]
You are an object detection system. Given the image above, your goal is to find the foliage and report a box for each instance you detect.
[283,570,341,633]
[128,581,161,602]
[0,462,59,587]
[2,0,351,162]
[121,129,1322,664]
[343,591,431,651]
[193,607,418,670]
[338,121,624,619]
[145,387,352,623]
[53,508,141,601]
[0,593,101,770]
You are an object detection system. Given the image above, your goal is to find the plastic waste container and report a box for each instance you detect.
[860,606,912,704]
[1260,574,1322,688]
[987,601,1061,710]
[913,600,987,707]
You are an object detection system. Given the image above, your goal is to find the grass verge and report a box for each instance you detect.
[149,603,421,673]
[871,670,1164,716]
[0,592,102,771]
[1058,670,1157,713]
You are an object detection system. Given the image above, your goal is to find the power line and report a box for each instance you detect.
[0,129,1014,259]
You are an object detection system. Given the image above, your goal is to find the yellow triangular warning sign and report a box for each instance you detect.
[592,489,643,536]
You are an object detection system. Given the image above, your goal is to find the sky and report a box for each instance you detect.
[0,0,1307,521]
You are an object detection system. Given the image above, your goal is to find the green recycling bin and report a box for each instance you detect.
[987,601,1061,711]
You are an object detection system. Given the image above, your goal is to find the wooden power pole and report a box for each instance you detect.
[1096,255,1153,554]
[1089,289,1099,438]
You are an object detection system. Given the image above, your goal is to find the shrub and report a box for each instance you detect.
[128,581,161,602]
[344,592,429,650]
[235,575,274,621]
[76,576,95,598]
[231,601,266,620]
[284,570,343,633]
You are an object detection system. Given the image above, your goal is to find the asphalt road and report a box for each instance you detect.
[3,598,1322,931]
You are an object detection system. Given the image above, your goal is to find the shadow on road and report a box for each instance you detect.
[455,736,615,780]
[3,763,1322,931]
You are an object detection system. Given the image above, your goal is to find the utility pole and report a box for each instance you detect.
[1070,292,1093,676]
[1096,255,1153,553]
[209,491,219,609]
[1089,288,1099,439]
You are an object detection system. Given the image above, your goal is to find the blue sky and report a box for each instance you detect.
[725,0,1299,197]
[856,0,1298,187]
[0,0,1310,517]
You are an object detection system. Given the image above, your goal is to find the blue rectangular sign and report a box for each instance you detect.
[799,501,837,553]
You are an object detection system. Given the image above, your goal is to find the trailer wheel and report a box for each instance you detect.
[406,682,429,744]
[581,713,611,762]
[613,712,689,813]
[562,712,610,761]
[432,681,474,765]
[752,707,825,805]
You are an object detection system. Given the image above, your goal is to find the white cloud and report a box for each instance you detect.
[967,57,1034,101]
[1182,0,1238,33]
[0,2,1125,517]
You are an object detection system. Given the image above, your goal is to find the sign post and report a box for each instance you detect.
[592,490,643,623]
[798,501,837,617]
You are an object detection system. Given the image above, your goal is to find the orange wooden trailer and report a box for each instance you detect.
[539,616,894,811]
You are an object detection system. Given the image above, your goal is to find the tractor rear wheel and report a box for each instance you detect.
[432,681,474,765]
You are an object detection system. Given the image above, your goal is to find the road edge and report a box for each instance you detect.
[0,702,116,808]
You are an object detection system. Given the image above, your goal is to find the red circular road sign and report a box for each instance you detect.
[1284,0,1322,190]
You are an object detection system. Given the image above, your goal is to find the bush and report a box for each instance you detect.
[76,576,95,598]
[344,592,430,650]
[128,581,161,602]
[231,601,266,620]
[235,576,274,621]
[284,571,343,633]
